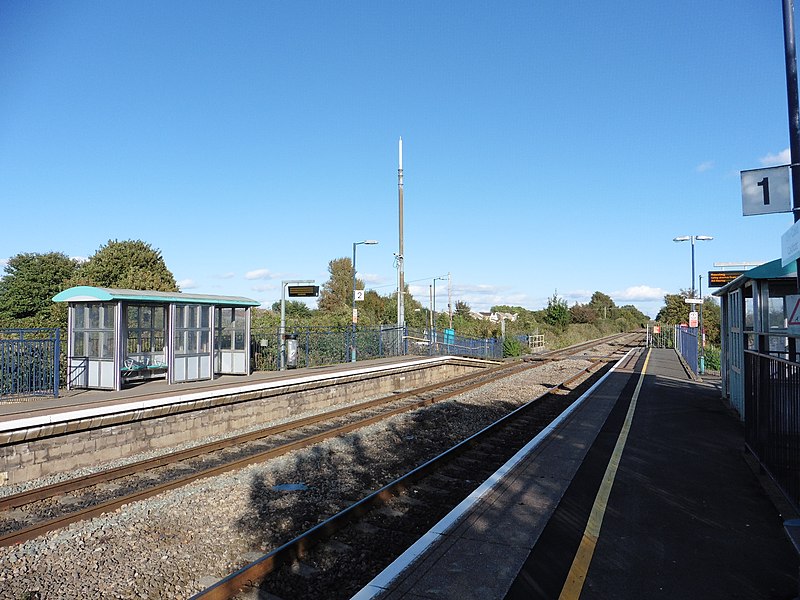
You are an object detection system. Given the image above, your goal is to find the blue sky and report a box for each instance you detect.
[0,1,796,318]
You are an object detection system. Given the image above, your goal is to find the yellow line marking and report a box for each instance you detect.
[558,348,651,600]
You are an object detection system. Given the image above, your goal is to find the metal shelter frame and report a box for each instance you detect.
[53,286,259,391]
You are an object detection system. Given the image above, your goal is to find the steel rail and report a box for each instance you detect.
[191,351,625,600]
[0,333,638,547]
[0,333,635,512]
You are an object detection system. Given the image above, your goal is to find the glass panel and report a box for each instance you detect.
[89,305,101,329]
[200,331,210,353]
[102,333,115,359]
[153,331,165,352]
[74,332,85,356]
[200,306,210,328]
[142,306,152,329]
[127,306,139,329]
[127,332,139,353]
[88,332,100,357]
[174,330,186,353]
[154,306,164,329]
[745,298,754,330]
[769,297,785,330]
[187,331,198,353]
[74,305,86,329]
[235,330,245,350]
[221,308,232,327]
[103,304,116,329]
[220,332,232,350]
[187,306,197,327]
[175,306,185,327]
[141,330,151,353]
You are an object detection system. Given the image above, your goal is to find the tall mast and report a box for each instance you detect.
[397,137,405,340]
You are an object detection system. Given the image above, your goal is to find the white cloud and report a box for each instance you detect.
[250,283,277,292]
[177,279,198,290]
[760,148,791,167]
[611,285,668,302]
[695,160,714,173]
[245,268,275,280]
[214,272,236,279]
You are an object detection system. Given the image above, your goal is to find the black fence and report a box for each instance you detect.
[0,328,61,400]
[745,350,800,512]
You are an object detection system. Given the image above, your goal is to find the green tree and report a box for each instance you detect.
[570,302,598,324]
[454,300,472,317]
[544,290,570,329]
[318,257,355,314]
[655,292,691,324]
[701,297,721,345]
[588,291,616,320]
[271,300,313,318]
[77,240,178,291]
[0,252,79,326]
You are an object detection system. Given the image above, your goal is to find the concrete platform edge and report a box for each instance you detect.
[351,348,636,600]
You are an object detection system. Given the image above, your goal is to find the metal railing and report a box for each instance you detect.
[0,328,61,400]
[745,350,800,513]
[675,326,699,375]
[250,325,502,371]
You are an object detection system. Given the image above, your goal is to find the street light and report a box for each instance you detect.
[352,240,379,362]
[432,276,447,342]
[673,235,713,298]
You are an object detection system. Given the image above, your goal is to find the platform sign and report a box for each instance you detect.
[708,270,744,287]
[788,295,800,335]
[782,219,800,267]
[684,298,703,305]
[688,311,699,328]
[741,166,792,216]
[287,285,319,297]
[354,290,365,301]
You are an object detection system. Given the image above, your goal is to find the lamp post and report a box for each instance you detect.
[432,276,447,344]
[673,235,713,298]
[352,240,378,362]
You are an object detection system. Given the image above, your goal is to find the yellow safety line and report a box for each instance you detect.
[558,348,651,600]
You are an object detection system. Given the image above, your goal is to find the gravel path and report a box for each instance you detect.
[0,355,611,600]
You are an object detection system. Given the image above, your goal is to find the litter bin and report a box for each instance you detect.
[285,334,299,369]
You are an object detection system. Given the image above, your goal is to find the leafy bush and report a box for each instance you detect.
[503,337,523,357]
[704,345,721,372]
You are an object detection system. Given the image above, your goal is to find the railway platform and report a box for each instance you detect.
[0,355,491,487]
[355,348,798,600]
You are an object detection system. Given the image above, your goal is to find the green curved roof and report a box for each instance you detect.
[713,259,798,296]
[52,286,260,307]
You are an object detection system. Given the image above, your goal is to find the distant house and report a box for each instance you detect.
[469,311,518,323]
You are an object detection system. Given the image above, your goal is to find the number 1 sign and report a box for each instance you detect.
[741,165,792,216]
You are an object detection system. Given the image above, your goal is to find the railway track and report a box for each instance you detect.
[191,334,643,599]
[0,333,638,548]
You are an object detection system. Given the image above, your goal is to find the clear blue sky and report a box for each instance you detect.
[1,1,796,318]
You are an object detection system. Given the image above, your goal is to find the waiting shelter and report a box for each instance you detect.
[53,286,260,391]
[714,259,799,418]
